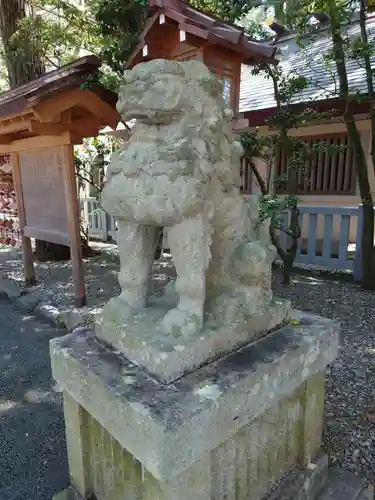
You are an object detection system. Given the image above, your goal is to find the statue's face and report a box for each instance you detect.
[117,60,186,124]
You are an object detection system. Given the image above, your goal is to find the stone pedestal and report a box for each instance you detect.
[51,311,341,500]
[95,296,290,384]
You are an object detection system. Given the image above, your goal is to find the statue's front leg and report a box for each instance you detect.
[104,221,159,320]
[162,213,212,336]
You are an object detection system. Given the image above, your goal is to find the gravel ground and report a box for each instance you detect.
[2,243,375,483]
[274,272,375,483]
[0,299,68,500]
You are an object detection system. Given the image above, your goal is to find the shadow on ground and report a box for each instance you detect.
[0,301,68,500]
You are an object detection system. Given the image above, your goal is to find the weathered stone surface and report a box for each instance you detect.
[59,307,102,332]
[50,310,339,482]
[99,58,288,354]
[267,454,328,500]
[96,295,290,383]
[317,466,373,500]
[0,274,24,298]
[16,291,42,312]
[0,247,19,264]
[53,486,82,500]
[35,303,62,326]
[54,368,325,500]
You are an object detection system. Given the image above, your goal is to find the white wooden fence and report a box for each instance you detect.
[80,197,365,279]
[80,197,118,242]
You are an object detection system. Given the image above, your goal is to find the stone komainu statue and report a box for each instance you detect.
[102,59,276,336]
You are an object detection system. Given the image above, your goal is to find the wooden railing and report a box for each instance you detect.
[276,132,356,195]
[277,205,360,275]
[80,197,368,280]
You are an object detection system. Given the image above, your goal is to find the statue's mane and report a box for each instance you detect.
[127,59,243,188]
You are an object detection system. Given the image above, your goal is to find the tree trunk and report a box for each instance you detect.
[359,0,375,288]
[0,0,44,88]
[281,256,293,285]
[329,16,375,289]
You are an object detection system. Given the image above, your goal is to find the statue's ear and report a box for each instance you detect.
[122,59,186,85]
[182,60,222,98]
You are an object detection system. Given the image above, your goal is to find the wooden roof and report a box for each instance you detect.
[0,55,120,146]
[127,0,277,68]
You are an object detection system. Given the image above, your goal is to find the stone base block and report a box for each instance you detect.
[51,311,339,500]
[267,454,328,500]
[53,486,83,500]
[95,295,290,383]
[54,464,374,500]
[318,467,373,500]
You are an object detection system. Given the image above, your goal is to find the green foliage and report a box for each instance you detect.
[241,58,342,282]
[8,0,102,70]
[74,135,122,194]
[258,193,298,225]
[92,0,148,74]
[254,0,375,288]
[0,0,275,90]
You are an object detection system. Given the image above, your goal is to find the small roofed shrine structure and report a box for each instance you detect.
[126,0,277,121]
[0,56,120,307]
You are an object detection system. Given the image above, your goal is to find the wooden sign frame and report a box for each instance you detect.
[11,141,85,307]
[0,56,121,308]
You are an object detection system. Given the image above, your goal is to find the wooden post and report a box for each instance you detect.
[231,60,241,115]
[101,208,108,242]
[353,203,364,282]
[61,144,86,307]
[11,152,36,286]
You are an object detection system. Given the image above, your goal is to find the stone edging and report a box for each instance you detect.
[0,271,96,332]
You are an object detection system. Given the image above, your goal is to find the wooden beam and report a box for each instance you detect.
[0,109,33,124]
[9,131,72,152]
[0,135,12,145]
[23,226,70,246]
[179,22,208,40]
[28,121,69,136]
[61,109,72,124]
[83,90,120,130]
[32,88,119,131]
[32,89,84,123]
[0,119,31,136]
[69,118,100,137]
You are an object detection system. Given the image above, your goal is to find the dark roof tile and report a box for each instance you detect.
[239,17,375,113]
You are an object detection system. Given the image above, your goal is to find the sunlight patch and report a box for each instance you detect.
[0,400,17,412]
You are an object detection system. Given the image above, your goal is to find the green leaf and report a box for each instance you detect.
[288,318,301,326]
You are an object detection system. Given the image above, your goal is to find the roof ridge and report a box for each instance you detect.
[271,13,375,45]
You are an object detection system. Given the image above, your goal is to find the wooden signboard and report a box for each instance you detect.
[19,147,69,241]
[12,144,85,307]
[0,56,120,308]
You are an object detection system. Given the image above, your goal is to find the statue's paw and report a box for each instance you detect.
[102,296,137,324]
[161,307,203,337]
